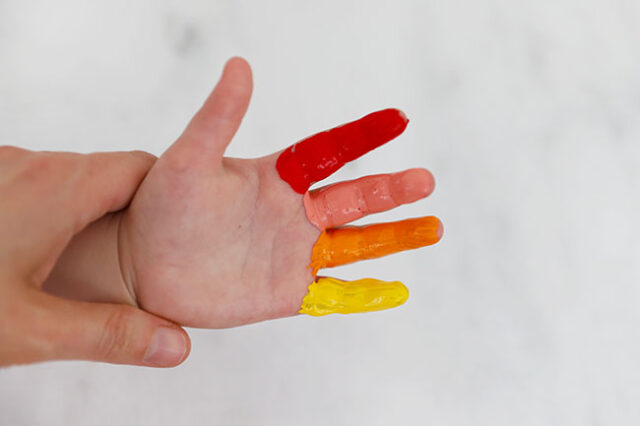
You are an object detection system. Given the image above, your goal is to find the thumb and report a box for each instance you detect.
[167,57,253,167]
[21,291,190,367]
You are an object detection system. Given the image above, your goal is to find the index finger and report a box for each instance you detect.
[276,108,409,193]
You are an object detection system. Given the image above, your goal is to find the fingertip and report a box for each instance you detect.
[213,56,253,104]
[177,327,191,366]
[143,326,190,368]
[437,219,444,240]
[363,108,410,141]
[223,56,253,87]
[394,108,409,126]
[225,56,250,69]
[128,150,157,168]
[400,168,435,199]
[396,281,410,306]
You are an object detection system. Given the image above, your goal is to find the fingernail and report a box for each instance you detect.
[143,327,187,367]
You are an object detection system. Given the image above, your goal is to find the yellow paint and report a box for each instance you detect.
[299,276,409,316]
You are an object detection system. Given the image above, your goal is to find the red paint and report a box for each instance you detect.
[276,108,409,193]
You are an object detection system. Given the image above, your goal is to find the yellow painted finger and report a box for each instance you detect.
[309,216,442,274]
[299,276,409,316]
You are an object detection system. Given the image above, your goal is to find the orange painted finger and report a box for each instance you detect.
[303,168,435,229]
[309,216,443,273]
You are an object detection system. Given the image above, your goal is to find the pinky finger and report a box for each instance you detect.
[298,276,409,316]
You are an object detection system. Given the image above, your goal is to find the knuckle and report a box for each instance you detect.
[18,153,63,181]
[97,307,137,361]
[16,154,84,204]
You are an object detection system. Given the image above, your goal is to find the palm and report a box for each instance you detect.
[118,58,437,328]
[121,154,319,328]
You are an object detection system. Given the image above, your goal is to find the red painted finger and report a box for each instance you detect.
[276,108,409,193]
[303,168,435,229]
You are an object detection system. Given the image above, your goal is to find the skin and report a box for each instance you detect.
[303,169,435,229]
[0,149,190,367]
[7,57,439,366]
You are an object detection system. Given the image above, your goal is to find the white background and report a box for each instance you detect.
[2,1,640,425]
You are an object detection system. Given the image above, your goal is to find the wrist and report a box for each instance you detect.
[43,212,137,306]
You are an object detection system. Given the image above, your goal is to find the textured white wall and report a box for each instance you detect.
[1,1,640,425]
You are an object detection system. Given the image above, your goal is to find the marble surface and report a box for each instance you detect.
[2,0,640,425]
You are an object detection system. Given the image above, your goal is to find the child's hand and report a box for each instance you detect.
[46,58,442,330]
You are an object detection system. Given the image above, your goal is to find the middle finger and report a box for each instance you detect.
[303,168,435,229]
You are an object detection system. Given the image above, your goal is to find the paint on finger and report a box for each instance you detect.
[299,276,409,316]
[302,168,434,229]
[276,109,409,194]
[309,216,443,274]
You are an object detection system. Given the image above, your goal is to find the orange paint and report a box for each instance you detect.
[309,216,443,274]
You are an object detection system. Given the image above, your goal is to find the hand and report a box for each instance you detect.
[46,57,442,330]
[0,149,190,367]
[120,57,441,327]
